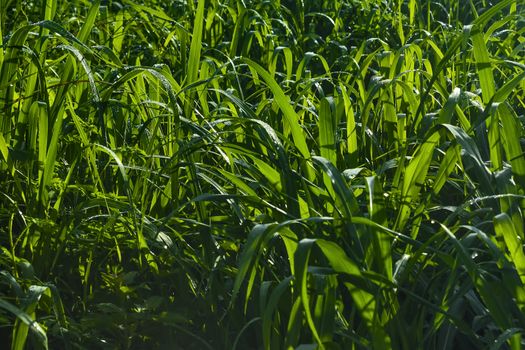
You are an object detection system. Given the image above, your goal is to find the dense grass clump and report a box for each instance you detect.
[0,0,524,348]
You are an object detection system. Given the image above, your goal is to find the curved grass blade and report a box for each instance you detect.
[261,277,292,350]
[294,238,324,347]
[439,222,522,336]
[230,224,274,313]
[242,58,311,163]
[295,238,391,349]
[437,87,461,125]
[311,156,359,218]
[0,298,47,350]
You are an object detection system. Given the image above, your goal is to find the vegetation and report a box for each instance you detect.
[0,0,524,348]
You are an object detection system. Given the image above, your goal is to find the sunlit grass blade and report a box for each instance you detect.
[395,131,440,232]
[77,0,99,43]
[494,213,525,285]
[187,0,205,86]
[365,175,392,279]
[437,87,461,125]
[319,97,337,165]
[0,297,47,350]
[242,58,311,163]
[0,132,9,163]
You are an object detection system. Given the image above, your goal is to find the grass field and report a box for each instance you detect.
[0,0,524,348]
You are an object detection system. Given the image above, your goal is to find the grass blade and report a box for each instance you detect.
[242,58,311,163]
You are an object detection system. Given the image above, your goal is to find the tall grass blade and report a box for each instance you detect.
[187,0,205,86]
[242,58,311,162]
[494,213,525,285]
[319,97,337,165]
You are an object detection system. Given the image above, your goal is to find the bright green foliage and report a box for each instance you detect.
[0,0,524,349]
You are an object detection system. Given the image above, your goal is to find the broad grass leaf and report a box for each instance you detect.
[494,213,525,285]
[395,131,440,232]
[365,176,392,279]
[0,131,9,163]
[319,97,337,165]
[187,0,205,86]
[77,0,100,43]
[339,85,358,165]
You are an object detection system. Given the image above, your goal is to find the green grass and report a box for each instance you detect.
[0,0,524,348]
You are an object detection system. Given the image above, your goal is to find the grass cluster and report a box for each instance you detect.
[0,0,524,348]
